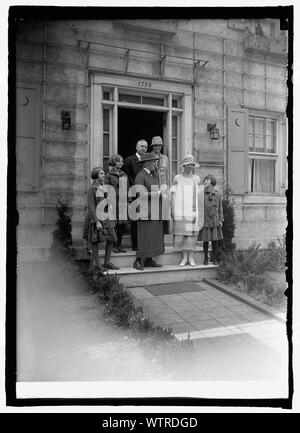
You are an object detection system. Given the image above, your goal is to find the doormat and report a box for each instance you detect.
[146,281,206,296]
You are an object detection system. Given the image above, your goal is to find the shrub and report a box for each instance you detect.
[217,241,287,310]
[51,194,74,260]
[221,185,236,253]
[264,235,286,272]
[81,268,194,361]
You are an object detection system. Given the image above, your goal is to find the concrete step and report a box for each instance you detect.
[105,263,218,287]
[103,246,207,268]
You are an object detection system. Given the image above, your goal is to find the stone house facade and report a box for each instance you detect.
[15,18,288,259]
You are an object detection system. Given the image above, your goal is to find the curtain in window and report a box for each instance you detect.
[251,159,275,193]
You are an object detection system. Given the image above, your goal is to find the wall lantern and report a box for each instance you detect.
[61,110,71,130]
[207,123,219,140]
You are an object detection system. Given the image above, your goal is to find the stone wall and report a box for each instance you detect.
[16,18,287,254]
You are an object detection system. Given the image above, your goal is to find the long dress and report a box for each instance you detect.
[171,174,204,250]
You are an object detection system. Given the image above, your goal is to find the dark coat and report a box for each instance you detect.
[83,181,117,244]
[134,168,162,220]
[105,168,128,223]
[203,185,224,228]
[134,168,164,259]
[122,154,142,187]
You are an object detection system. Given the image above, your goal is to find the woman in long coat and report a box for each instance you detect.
[198,174,224,265]
[83,167,119,271]
[170,155,204,267]
[133,153,165,270]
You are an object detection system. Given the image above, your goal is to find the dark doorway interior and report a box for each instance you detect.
[118,107,164,159]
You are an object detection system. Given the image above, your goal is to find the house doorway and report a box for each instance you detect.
[118,107,164,158]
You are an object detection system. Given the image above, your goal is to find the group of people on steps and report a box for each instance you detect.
[83,136,224,272]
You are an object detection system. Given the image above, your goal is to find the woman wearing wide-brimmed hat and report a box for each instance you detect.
[132,152,165,270]
[170,155,204,267]
[198,174,223,265]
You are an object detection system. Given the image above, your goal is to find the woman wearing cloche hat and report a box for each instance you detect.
[170,155,204,267]
[150,136,169,189]
[198,174,224,265]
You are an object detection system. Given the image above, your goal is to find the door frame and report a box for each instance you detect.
[90,73,192,181]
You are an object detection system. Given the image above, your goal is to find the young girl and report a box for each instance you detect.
[105,154,129,253]
[170,155,204,267]
[83,167,119,271]
[198,174,224,265]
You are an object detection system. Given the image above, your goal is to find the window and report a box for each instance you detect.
[249,115,277,194]
[172,115,179,176]
[103,108,111,172]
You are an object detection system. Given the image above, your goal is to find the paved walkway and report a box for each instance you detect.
[128,280,289,384]
[17,262,166,382]
[16,261,289,398]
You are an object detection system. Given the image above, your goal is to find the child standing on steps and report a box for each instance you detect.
[83,167,119,271]
[198,174,224,265]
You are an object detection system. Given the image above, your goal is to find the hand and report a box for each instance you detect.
[219,222,223,227]
[96,220,103,230]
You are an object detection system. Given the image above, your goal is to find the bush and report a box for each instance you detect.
[264,236,286,272]
[221,185,236,253]
[51,195,74,260]
[81,268,194,362]
[217,241,287,310]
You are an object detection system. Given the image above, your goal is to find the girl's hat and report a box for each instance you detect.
[108,154,123,166]
[204,174,217,186]
[137,152,160,163]
[181,154,199,167]
[150,136,164,147]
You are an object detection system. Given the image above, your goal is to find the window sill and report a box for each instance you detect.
[243,194,286,205]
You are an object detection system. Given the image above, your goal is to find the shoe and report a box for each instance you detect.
[189,258,196,266]
[93,264,105,272]
[179,259,187,267]
[103,263,119,270]
[145,259,162,267]
[112,246,120,253]
[203,255,208,266]
[132,247,138,251]
[133,260,144,271]
[118,246,127,253]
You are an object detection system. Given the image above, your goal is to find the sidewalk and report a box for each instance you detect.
[16,260,289,397]
[128,279,289,383]
[16,261,166,382]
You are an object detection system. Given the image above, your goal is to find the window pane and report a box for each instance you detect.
[172,99,178,108]
[103,157,109,173]
[172,138,178,159]
[266,135,275,153]
[103,91,111,100]
[142,96,164,106]
[172,116,178,137]
[266,119,275,136]
[119,94,141,104]
[249,118,255,134]
[255,118,264,135]
[250,159,275,193]
[172,161,177,177]
[103,109,109,132]
[249,134,255,152]
[254,135,264,152]
[103,133,109,156]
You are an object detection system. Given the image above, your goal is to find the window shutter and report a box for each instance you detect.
[16,83,41,191]
[227,105,249,194]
